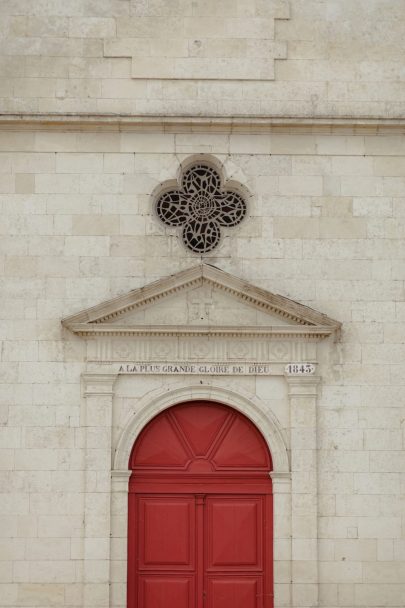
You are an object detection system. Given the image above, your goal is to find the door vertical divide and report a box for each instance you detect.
[196,494,205,608]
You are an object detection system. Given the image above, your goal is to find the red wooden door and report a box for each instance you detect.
[136,494,196,608]
[205,494,268,608]
[128,402,273,608]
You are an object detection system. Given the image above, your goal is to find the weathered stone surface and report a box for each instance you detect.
[1,1,405,606]
[0,0,404,116]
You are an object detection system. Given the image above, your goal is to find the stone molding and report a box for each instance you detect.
[82,373,117,396]
[111,470,131,491]
[72,325,335,339]
[285,374,321,396]
[62,264,341,340]
[270,471,292,485]
[113,381,290,474]
[86,338,317,368]
[1,114,405,132]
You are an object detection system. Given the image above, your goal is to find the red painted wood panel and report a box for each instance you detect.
[208,577,262,608]
[129,401,272,472]
[139,576,194,608]
[138,496,195,569]
[128,401,273,608]
[206,496,262,570]
[205,495,268,608]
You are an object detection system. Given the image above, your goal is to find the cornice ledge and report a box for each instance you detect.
[82,372,118,396]
[285,375,321,396]
[1,113,405,133]
[270,471,292,484]
[111,470,132,478]
[67,323,336,340]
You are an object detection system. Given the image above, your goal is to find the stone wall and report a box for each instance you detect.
[1,0,405,606]
[0,0,404,117]
[1,124,404,607]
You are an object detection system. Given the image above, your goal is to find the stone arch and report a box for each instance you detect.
[113,381,289,474]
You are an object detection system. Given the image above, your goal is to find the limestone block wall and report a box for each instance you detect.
[0,124,404,607]
[0,0,404,117]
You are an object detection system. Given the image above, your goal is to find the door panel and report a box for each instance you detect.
[138,496,195,570]
[133,493,269,608]
[206,497,262,569]
[206,495,265,608]
[139,575,194,608]
[207,576,262,608]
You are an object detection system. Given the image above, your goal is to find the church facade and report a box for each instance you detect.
[0,1,404,607]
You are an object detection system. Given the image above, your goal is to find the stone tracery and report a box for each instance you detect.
[155,162,248,253]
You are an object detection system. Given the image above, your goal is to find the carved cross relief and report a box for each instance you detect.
[189,295,213,322]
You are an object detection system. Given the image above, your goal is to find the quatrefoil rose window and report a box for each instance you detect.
[154,162,248,253]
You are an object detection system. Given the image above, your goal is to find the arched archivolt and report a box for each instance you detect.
[113,382,289,474]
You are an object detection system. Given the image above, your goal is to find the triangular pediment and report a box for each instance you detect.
[62,264,341,340]
[108,283,293,327]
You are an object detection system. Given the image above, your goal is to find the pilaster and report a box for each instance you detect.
[81,374,118,608]
[271,471,292,608]
[110,471,131,608]
[286,375,321,608]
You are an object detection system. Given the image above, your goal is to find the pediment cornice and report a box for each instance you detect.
[62,264,341,341]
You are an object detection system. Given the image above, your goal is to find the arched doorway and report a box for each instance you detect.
[127,400,273,608]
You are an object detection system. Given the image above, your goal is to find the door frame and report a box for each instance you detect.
[82,378,320,608]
